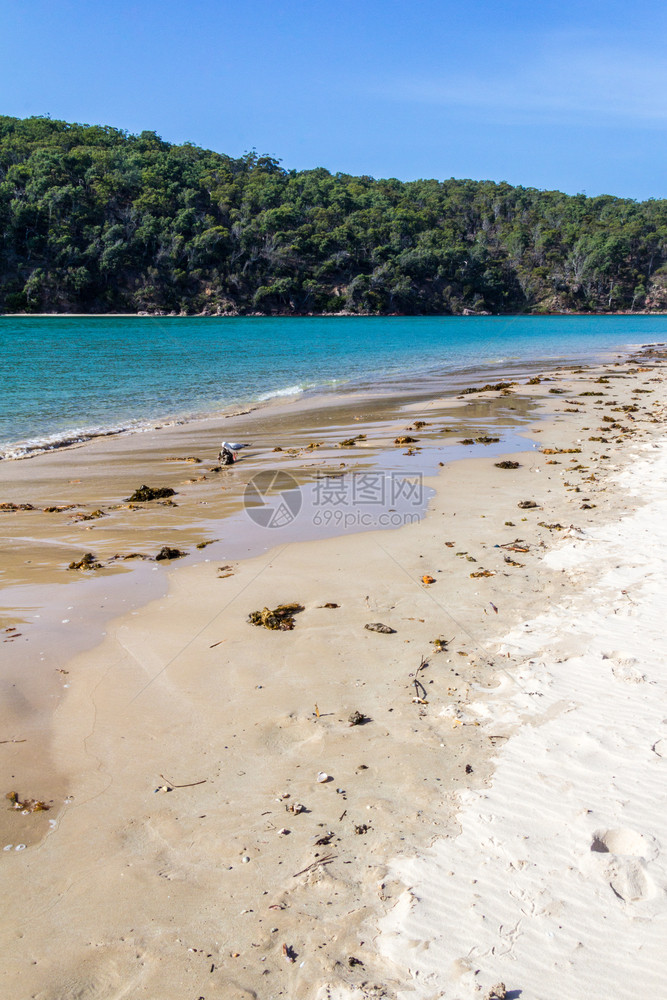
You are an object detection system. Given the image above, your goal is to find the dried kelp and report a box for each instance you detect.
[68,552,102,570]
[155,546,187,561]
[125,485,176,502]
[248,604,305,630]
[6,791,50,813]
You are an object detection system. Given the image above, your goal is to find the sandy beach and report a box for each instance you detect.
[2,348,666,1000]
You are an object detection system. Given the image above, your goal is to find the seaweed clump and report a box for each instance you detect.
[125,485,176,502]
[248,603,304,630]
[155,546,187,561]
[495,460,521,469]
[6,791,50,813]
[68,552,102,570]
[460,382,514,395]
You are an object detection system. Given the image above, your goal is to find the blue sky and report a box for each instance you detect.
[2,0,666,200]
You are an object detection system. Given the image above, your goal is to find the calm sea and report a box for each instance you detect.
[1,314,664,459]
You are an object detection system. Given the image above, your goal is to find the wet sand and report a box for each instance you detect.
[1,348,666,999]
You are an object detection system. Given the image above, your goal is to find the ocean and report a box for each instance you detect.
[1,314,665,459]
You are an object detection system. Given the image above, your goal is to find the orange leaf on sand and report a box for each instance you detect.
[422,575,436,585]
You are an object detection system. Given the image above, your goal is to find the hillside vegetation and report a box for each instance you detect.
[1,115,667,316]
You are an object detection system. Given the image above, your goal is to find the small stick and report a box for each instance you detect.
[160,774,207,788]
[292,853,336,878]
[209,640,226,648]
[339,809,347,822]
[0,738,26,745]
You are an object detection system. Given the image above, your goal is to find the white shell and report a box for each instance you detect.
[316,771,329,783]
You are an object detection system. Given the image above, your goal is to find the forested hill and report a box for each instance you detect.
[1,114,667,316]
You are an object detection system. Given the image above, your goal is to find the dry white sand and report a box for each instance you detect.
[377,439,667,1000]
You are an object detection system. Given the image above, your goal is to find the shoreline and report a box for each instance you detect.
[4,309,667,318]
[1,345,666,998]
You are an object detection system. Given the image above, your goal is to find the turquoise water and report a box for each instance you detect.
[1,314,665,458]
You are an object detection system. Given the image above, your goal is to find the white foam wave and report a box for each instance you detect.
[256,384,306,402]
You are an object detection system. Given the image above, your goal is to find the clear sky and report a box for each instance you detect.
[2,0,666,201]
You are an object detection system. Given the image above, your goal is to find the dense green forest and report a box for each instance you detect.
[1,114,667,316]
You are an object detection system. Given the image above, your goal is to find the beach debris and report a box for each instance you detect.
[0,502,36,511]
[475,435,500,444]
[195,539,217,549]
[277,827,290,836]
[217,564,234,577]
[394,435,418,445]
[292,853,336,878]
[155,546,187,561]
[504,555,524,567]
[288,801,306,814]
[165,456,202,463]
[413,420,429,430]
[364,622,396,634]
[354,823,369,835]
[248,603,304,630]
[339,434,366,447]
[422,574,436,584]
[314,831,334,845]
[68,552,102,571]
[541,447,581,454]
[460,438,475,445]
[470,569,495,578]
[445,541,455,547]
[111,552,153,561]
[159,774,206,789]
[318,602,339,608]
[517,500,539,509]
[580,391,605,397]
[431,637,449,651]
[316,771,330,783]
[490,602,498,613]
[494,461,521,469]
[125,485,176,502]
[549,387,565,394]
[527,376,541,384]
[282,943,297,963]
[348,711,369,726]
[348,956,364,967]
[71,508,107,521]
[5,791,50,813]
[485,985,507,1000]
[538,522,565,531]
[460,382,513,394]
[504,521,515,526]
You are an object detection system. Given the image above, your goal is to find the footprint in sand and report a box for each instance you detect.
[590,828,657,902]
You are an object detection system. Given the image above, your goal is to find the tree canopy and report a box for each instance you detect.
[1,115,666,315]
